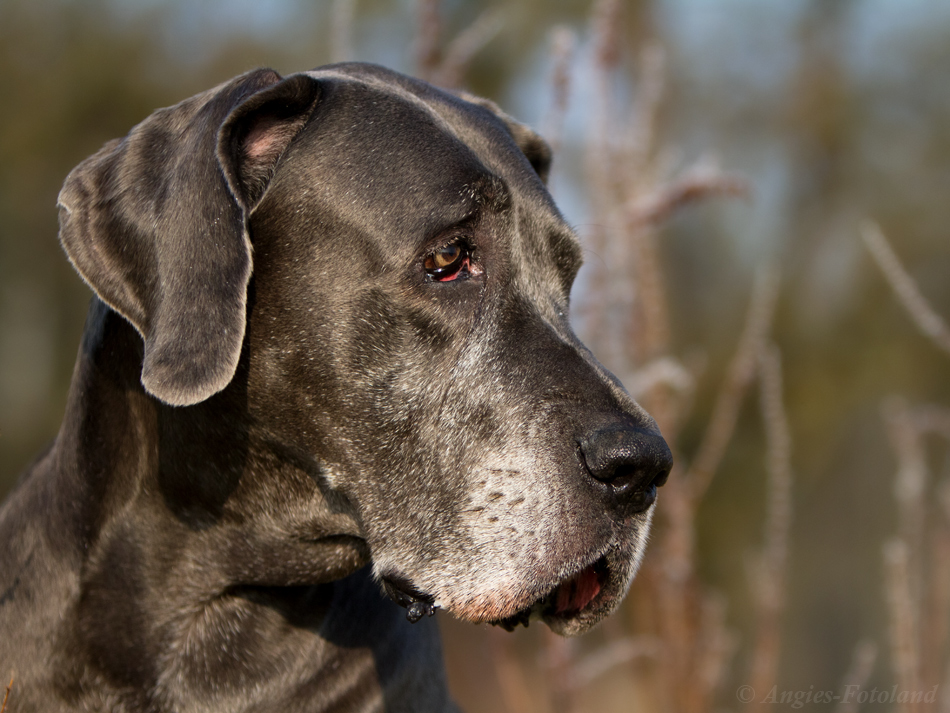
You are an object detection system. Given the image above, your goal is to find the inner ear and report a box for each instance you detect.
[219,74,321,209]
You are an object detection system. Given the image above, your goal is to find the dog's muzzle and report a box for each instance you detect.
[381,424,672,627]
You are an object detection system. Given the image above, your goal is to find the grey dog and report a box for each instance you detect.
[0,63,671,712]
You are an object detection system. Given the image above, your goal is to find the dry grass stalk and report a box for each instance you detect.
[1,676,11,713]
[570,636,660,690]
[925,504,950,706]
[626,356,695,403]
[626,159,749,229]
[577,0,627,375]
[489,627,546,713]
[914,405,950,441]
[618,44,668,370]
[623,42,665,183]
[414,0,443,82]
[870,218,950,713]
[570,25,783,713]
[880,400,950,712]
[329,0,356,63]
[689,265,780,502]
[884,538,922,713]
[430,8,505,89]
[412,0,503,90]
[834,640,878,713]
[746,343,794,707]
[697,592,738,703]
[543,630,578,713]
[638,265,783,713]
[566,7,784,711]
[862,222,950,356]
[883,397,929,564]
[588,0,623,152]
[540,26,576,154]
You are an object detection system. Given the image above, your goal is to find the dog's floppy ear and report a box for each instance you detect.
[456,91,553,184]
[58,69,319,406]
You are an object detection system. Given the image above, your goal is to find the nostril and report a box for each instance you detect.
[580,426,673,514]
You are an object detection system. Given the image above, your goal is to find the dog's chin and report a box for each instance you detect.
[487,545,639,637]
[379,509,653,635]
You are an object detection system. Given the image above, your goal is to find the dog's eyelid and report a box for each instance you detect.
[422,235,477,282]
[418,220,478,257]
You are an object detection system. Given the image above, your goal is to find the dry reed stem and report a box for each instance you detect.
[758,345,794,585]
[650,484,738,713]
[871,216,950,709]
[489,627,545,713]
[925,516,950,698]
[1,676,10,713]
[579,0,625,365]
[834,640,878,713]
[884,538,921,713]
[589,0,623,151]
[541,26,576,153]
[862,222,950,356]
[536,4,754,711]
[431,8,505,89]
[570,636,660,689]
[623,162,748,384]
[747,343,794,707]
[329,0,355,63]
[882,399,950,698]
[697,592,737,706]
[543,630,578,713]
[883,397,929,567]
[624,43,665,183]
[414,0,442,81]
[626,160,749,229]
[626,356,695,402]
[653,552,700,713]
[648,270,780,713]
[628,222,670,365]
[621,46,670,369]
[652,464,699,713]
[658,463,694,582]
[587,0,623,197]
[914,404,950,440]
[592,0,622,69]
[689,265,781,502]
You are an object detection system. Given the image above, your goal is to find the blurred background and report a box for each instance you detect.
[1,0,949,710]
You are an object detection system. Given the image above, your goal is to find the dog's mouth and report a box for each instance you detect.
[489,554,613,632]
[381,548,631,633]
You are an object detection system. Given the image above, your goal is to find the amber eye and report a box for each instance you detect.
[424,242,469,281]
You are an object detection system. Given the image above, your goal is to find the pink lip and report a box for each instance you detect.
[554,562,604,614]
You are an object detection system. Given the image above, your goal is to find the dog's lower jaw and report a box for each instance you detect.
[381,508,653,636]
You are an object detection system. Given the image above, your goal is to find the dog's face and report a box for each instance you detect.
[58,64,671,637]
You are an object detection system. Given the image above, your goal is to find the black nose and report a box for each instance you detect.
[580,426,673,514]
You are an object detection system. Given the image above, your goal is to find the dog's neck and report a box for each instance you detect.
[45,298,377,609]
[54,298,369,580]
[28,298,437,708]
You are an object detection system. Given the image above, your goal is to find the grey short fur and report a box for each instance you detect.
[0,63,671,712]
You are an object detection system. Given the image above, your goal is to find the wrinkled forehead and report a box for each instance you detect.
[273,68,578,269]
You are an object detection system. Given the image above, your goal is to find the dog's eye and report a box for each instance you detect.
[424,242,470,282]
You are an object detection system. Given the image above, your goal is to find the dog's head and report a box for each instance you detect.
[57,63,671,636]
